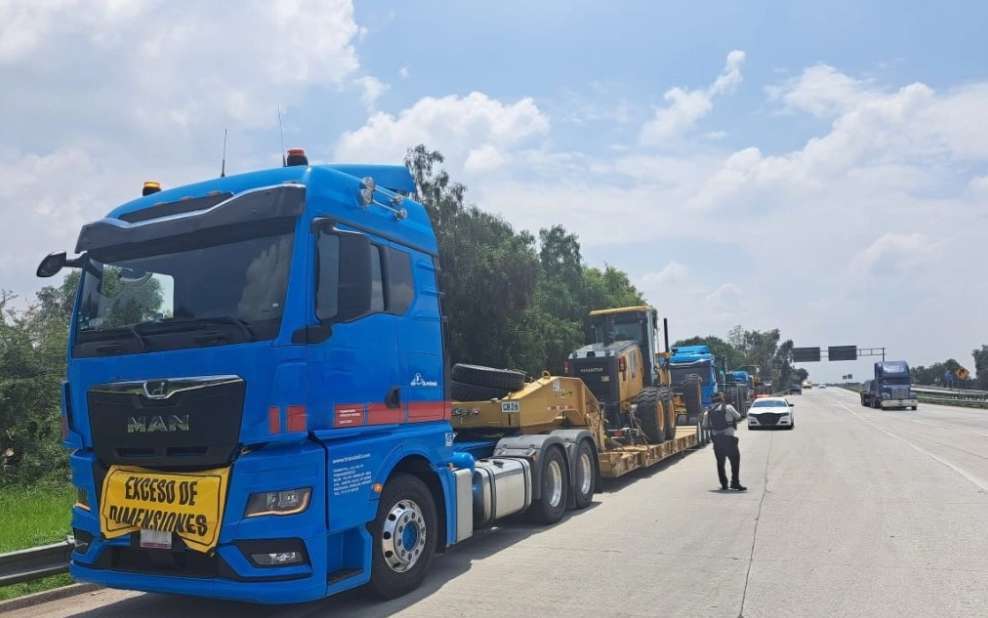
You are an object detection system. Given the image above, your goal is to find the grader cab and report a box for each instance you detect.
[565,306,676,445]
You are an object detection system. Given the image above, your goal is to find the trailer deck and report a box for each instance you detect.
[598,426,699,478]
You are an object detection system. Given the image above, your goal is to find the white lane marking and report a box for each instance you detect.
[835,401,988,493]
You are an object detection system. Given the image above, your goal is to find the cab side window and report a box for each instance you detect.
[316,233,339,321]
[370,246,385,313]
[316,230,415,320]
[383,247,414,314]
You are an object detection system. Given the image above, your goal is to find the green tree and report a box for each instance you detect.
[973,346,988,390]
[0,274,78,485]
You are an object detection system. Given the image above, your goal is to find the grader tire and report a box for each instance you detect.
[635,387,665,443]
[662,399,677,441]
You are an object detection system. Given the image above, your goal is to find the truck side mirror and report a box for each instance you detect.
[37,252,67,278]
[336,232,372,322]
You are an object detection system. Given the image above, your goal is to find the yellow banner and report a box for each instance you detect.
[99,465,230,554]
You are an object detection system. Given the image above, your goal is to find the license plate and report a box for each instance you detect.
[140,529,172,550]
[100,465,230,554]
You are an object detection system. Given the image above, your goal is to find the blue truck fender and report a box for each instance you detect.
[372,446,455,549]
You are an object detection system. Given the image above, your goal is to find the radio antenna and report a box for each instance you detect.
[220,128,228,177]
[277,106,286,166]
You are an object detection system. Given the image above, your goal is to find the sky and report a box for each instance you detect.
[1,0,986,382]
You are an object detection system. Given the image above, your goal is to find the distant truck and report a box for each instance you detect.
[725,370,753,417]
[668,345,720,435]
[860,361,918,410]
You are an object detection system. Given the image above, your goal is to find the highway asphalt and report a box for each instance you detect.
[8,389,988,617]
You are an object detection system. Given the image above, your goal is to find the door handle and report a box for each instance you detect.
[385,387,401,409]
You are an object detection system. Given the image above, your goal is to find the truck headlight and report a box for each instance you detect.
[245,488,311,517]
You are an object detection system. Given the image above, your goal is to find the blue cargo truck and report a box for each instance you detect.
[860,361,918,410]
[36,152,698,605]
[667,345,720,438]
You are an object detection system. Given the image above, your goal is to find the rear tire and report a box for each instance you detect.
[635,387,665,443]
[450,363,525,391]
[572,440,596,509]
[368,474,437,599]
[529,447,569,524]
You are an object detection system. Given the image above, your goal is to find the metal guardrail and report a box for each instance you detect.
[840,384,988,409]
[0,540,73,587]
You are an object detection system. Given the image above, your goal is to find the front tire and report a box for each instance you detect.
[529,447,569,524]
[635,387,665,443]
[368,474,437,599]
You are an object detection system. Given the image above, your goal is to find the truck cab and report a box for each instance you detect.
[872,361,917,410]
[669,346,719,409]
[40,159,466,603]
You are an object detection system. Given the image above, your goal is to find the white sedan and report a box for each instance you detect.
[747,397,795,430]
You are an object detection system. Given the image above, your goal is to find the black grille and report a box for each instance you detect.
[97,545,220,578]
[88,376,244,468]
[754,412,782,426]
[573,359,617,406]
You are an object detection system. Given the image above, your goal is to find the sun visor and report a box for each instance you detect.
[75,185,305,255]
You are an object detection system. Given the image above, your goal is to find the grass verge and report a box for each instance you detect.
[0,483,75,601]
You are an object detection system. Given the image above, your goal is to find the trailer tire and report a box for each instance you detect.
[684,378,703,421]
[635,387,665,444]
[529,447,569,524]
[572,440,596,509]
[450,379,508,401]
[368,474,437,599]
[451,363,526,392]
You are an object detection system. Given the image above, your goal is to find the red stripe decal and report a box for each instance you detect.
[334,404,365,428]
[367,403,403,425]
[407,401,445,422]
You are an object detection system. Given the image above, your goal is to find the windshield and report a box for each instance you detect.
[75,230,294,356]
[880,376,911,385]
[752,399,787,408]
[670,365,708,386]
[591,314,644,345]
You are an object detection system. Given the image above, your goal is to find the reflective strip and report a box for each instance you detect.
[367,403,403,425]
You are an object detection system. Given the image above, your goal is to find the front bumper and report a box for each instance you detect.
[880,399,917,409]
[68,441,371,604]
[748,414,791,427]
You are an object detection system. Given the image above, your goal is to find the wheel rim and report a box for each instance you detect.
[578,451,593,495]
[547,459,564,508]
[381,498,427,573]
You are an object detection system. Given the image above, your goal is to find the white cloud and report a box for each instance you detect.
[399,66,410,79]
[0,1,364,300]
[640,50,746,144]
[334,92,549,170]
[354,76,390,110]
[850,233,934,278]
[767,64,873,117]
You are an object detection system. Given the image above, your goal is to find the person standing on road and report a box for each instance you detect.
[706,393,747,491]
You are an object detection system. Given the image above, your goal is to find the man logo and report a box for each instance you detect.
[127,415,191,433]
[143,380,170,400]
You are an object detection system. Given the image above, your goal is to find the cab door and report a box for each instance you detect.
[307,225,400,430]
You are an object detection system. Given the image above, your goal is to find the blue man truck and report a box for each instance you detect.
[859,361,918,410]
[37,151,699,605]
